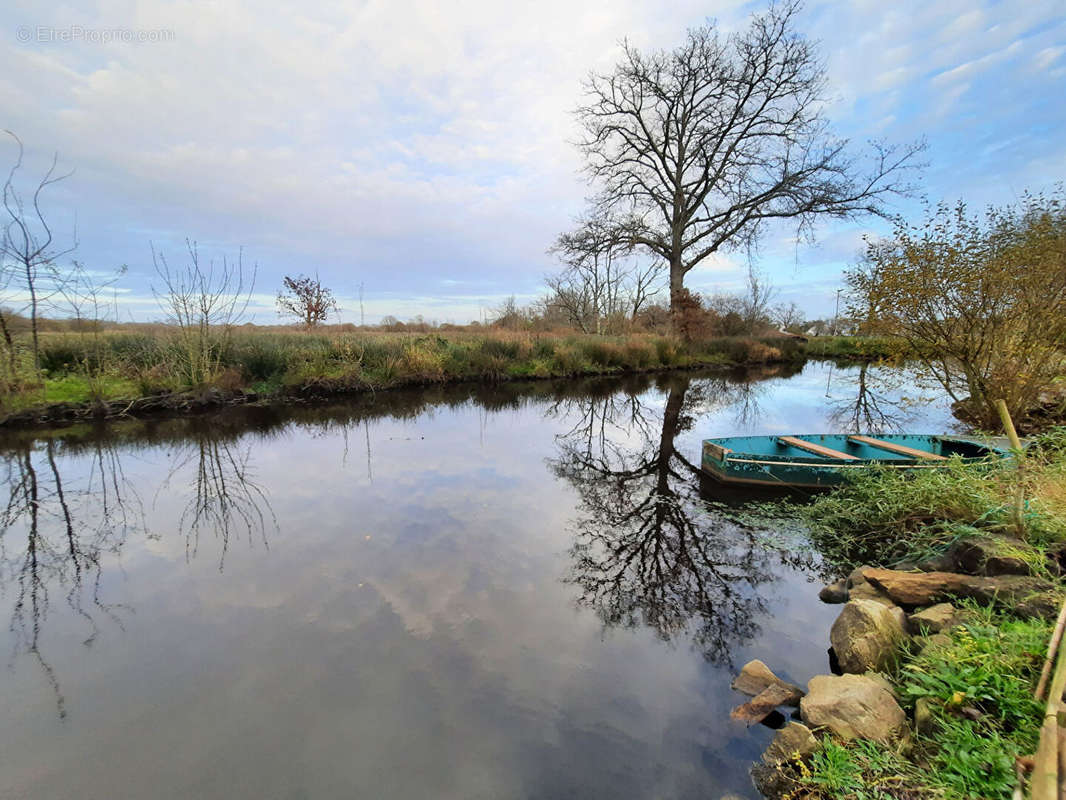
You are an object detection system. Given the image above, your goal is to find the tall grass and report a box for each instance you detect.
[1,328,820,415]
[800,427,1066,571]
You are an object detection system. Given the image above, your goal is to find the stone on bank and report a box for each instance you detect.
[829,599,907,674]
[799,673,908,743]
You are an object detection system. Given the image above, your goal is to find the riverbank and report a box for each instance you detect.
[0,330,897,429]
[740,429,1066,799]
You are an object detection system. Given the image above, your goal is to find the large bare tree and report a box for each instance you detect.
[573,1,923,331]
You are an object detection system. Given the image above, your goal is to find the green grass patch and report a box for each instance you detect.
[799,738,926,799]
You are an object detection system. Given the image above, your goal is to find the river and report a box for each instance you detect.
[0,361,955,799]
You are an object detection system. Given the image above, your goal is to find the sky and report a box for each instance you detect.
[2,0,1064,324]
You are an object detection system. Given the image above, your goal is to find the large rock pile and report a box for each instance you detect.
[734,540,1065,797]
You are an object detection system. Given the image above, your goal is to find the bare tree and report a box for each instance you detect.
[628,258,663,319]
[151,240,256,387]
[772,300,805,331]
[1,131,77,373]
[572,1,923,332]
[739,266,776,332]
[276,273,339,328]
[55,262,127,402]
[548,213,664,333]
[491,295,525,330]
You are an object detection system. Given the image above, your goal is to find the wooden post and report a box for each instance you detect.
[1031,642,1066,800]
[996,399,1027,539]
[1037,599,1066,702]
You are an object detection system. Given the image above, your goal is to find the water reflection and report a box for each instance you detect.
[0,423,281,715]
[551,369,818,665]
[159,437,276,570]
[0,439,143,716]
[0,368,857,718]
[826,362,938,434]
[0,366,955,799]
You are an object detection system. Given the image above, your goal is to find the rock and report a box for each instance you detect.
[846,565,873,590]
[819,579,848,604]
[750,763,793,798]
[914,697,935,736]
[846,566,896,605]
[800,673,908,743]
[861,568,1059,616]
[731,659,804,702]
[762,722,819,766]
[731,683,803,725]
[848,581,897,605]
[946,535,1032,576]
[908,603,957,634]
[1014,591,1063,620]
[830,600,907,674]
[1046,542,1066,575]
[917,632,953,655]
[915,552,955,573]
[862,671,900,700]
[959,706,983,721]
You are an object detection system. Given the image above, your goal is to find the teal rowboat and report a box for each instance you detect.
[700,433,1010,489]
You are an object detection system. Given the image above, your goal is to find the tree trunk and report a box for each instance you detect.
[0,308,17,380]
[26,262,40,375]
[669,258,686,337]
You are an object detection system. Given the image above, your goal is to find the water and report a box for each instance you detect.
[0,361,954,800]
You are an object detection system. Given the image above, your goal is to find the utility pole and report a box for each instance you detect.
[359,282,365,327]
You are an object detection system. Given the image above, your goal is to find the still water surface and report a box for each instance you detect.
[0,362,954,799]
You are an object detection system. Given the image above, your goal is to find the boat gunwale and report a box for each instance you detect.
[717,455,992,469]
[701,434,1009,467]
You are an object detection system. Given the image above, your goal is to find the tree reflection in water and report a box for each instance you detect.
[0,421,278,716]
[827,361,931,434]
[159,436,276,571]
[0,369,828,719]
[551,368,817,666]
[0,439,144,717]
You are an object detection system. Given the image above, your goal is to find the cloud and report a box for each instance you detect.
[1,0,1064,322]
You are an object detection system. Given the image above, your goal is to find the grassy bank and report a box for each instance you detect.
[802,428,1066,573]
[776,429,1066,799]
[0,328,890,424]
[794,604,1048,799]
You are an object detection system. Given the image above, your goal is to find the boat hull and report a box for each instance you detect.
[700,434,1008,489]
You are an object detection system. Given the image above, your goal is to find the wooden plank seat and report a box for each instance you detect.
[776,435,859,461]
[847,434,948,460]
